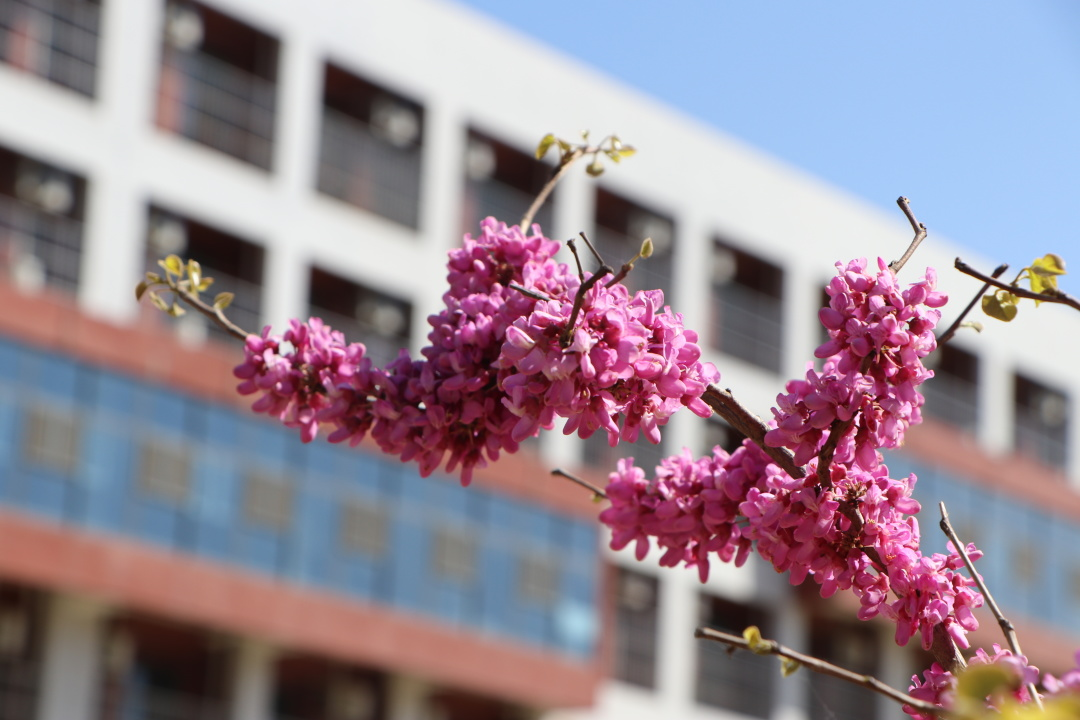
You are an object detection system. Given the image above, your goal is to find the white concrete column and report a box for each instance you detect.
[386,675,433,720]
[228,639,276,720]
[79,0,163,322]
[36,595,109,720]
[977,349,1014,458]
[655,573,696,714]
[877,625,914,720]
[771,589,807,720]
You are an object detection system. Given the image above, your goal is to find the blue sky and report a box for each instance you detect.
[453,1,1080,294]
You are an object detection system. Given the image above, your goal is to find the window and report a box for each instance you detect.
[308,267,412,367]
[146,206,264,343]
[318,63,423,228]
[1014,373,1068,469]
[583,432,666,476]
[431,527,476,583]
[696,594,773,717]
[138,437,191,504]
[0,0,101,96]
[0,145,87,293]
[922,345,979,432]
[156,1,278,168]
[517,553,559,606]
[808,617,880,720]
[243,471,292,531]
[613,568,658,689]
[710,240,783,372]
[592,188,674,299]
[0,584,43,720]
[23,404,79,474]
[339,499,388,557]
[462,129,553,234]
[703,417,746,456]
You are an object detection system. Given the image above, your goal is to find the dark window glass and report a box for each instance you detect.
[613,568,659,688]
[696,595,773,718]
[711,240,783,372]
[1014,373,1068,469]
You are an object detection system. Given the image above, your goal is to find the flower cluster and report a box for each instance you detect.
[234,218,715,485]
[498,283,717,447]
[600,256,984,656]
[766,258,946,468]
[907,645,1041,719]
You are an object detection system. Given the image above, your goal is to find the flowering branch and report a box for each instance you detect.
[136,256,251,341]
[694,627,954,718]
[938,502,1042,709]
[955,258,1080,313]
[701,385,806,478]
[890,196,928,274]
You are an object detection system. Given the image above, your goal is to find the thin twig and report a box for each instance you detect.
[939,502,1042,709]
[937,263,1008,345]
[173,285,251,341]
[955,258,1080,313]
[605,258,637,288]
[521,148,587,229]
[890,197,928,274]
[509,283,551,302]
[577,231,605,267]
[695,627,954,718]
[560,237,612,346]
[552,468,607,501]
[701,386,806,479]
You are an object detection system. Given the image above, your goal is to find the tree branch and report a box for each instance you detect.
[937,263,1008,345]
[955,258,1080,313]
[695,627,954,718]
[938,502,1042,709]
[890,197,928,274]
[552,468,607,501]
[702,386,806,479]
[521,147,586,229]
[172,285,251,341]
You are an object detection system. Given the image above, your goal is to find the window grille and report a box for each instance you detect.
[431,527,476,583]
[711,241,783,373]
[22,404,79,474]
[339,499,388,557]
[138,438,190,503]
[1014,373,1068,469]
[243,471,292,531]
[613,568,659,689]
[517,553,559,606]
[696,594,773,717]
[808,617,880,720]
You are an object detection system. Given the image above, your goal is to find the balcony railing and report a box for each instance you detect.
[1015,407,1068,469]
[157,46,275,169]
[0,193,82,292]
[318,108,422,228]
[922,374,978,432]
[711,281,782,373]
[0,660,38,720]
[0,0,99,96]
[463,178,552,235]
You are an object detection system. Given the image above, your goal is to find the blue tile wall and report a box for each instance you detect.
[898,452,1080,636]
[0,337,599,659]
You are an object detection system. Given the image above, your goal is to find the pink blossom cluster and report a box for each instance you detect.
[907,645,1041,719]
[234,217,716,484]
[766,258,946,468]
[600,256,985,654]
[497,283,717,447]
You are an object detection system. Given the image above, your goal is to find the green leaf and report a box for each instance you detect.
[982,291,1018,322]
[605,149,622,164]
[617,146,637,159]
[135,281,149,301]
[167,302,186,318]
[160,255,183,277]
[149,292,169,312]
[197,276,214,292]
[535,133,556,160]
[640,237,654,259]
[144,272,162,284]
[586,160,605,177]
[187,259,202,291]
[213,292,234,310]
[743,626,771,655]
[780,657,801,677]
[1031,252,1066,276]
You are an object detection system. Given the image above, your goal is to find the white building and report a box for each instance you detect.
[0,0,1078,719]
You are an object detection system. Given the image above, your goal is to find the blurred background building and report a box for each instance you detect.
[0,1,1078,719]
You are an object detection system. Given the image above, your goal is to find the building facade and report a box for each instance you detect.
[0,1,1078,719]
